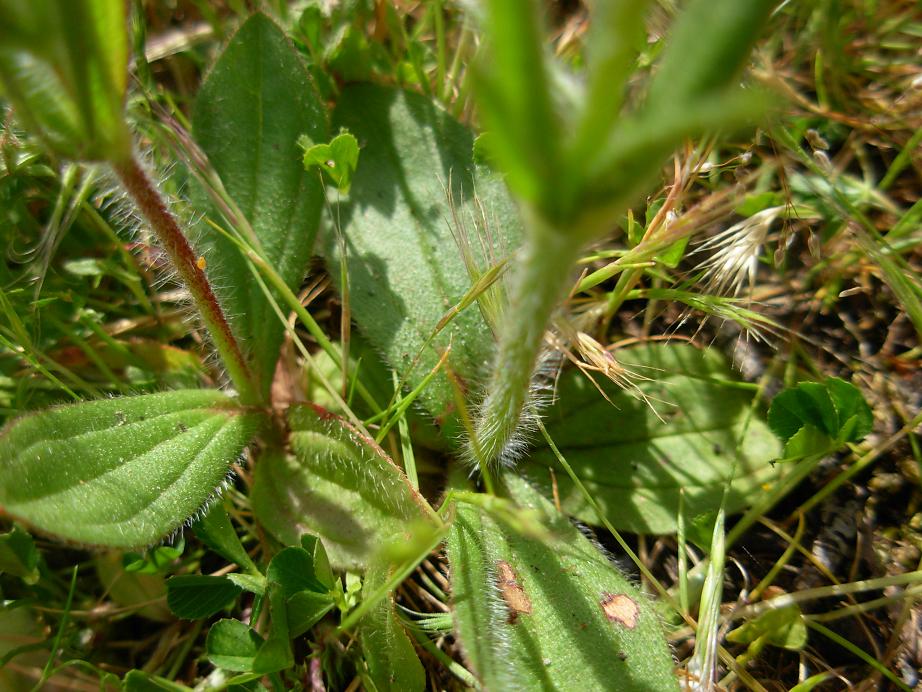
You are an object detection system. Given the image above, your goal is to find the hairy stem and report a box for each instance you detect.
[112,155,260,405]
[471,217,580,466]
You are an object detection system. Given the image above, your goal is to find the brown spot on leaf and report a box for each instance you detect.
[600,593,638,629]
[496,560,532,623]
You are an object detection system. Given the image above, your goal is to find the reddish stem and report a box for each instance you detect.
[113,156,259,404]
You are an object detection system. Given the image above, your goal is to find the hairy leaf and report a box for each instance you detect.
[520,343,782,533]
[0,390,261,548]
[361,561,425,692]
[190,13,328,398]
[447,475,677,691]
[326,83,522,442]
[251,404,437,570]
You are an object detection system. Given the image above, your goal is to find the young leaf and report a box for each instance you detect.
[0,390,262,548]
[189,13,328,398]
[325,83,523,443]
[727,603,807,651]
[192,503,259,575]
[166,574,241,619]
[767,377,872,457]
[360,561,426,692]
[251,404,437,570]
[288,592,335,638]
[447,475,678,691]
[252,582,294,674]
[300,131,359,194]
[0,0,132,162]
[206,619,264,673]
[266,546,329,597]
[519,343,782,534]
[0,526,39,584]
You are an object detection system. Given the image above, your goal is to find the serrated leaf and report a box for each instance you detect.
[326,84,522,442]
[520,343,782,534]
[206,619,264,673]
[0,526,39,584]
[0,390,261,548]
[166,574,241,619]
[251,404,437,570]
[189,13,328,398]
[226,573,266,596]
[447,475,678,691]
[360,561,425,692]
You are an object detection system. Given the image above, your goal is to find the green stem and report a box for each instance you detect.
[472,219,580,465]
[112,155,259,405]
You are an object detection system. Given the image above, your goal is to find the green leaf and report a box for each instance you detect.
[0,526,39,584]
[226,573,266,596]
[826,377,873,442]
[300,534,335,591]
[166,574,241,619]
[300,131,359,193]
[124,539,184,575]
[252,404,438,570]
[189,13,328,399]
[0,0,132,162]
[0,390,261,548]
[326,84,522,442]
[96,551,171,622]
[266,547,329,597]
[287,591,335,638]
[727,604,808,651]
[767,377,873,456]
[252,582,294,674]
[447,475,678,691]
[646,0,778,106]
[123,670,193,691]
[472,0,561,208]
[206,619,264,673]
[192,503,259,575]
[520,343,782,534]
[360,561,425,692]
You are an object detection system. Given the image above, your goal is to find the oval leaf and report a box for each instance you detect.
[206,619,264,673]
[520,343,782,534]
[189,13,328,398]
[447,475,678,691]
[0,390,262,548]
[326,83,523,442]
[252,404,437,570]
